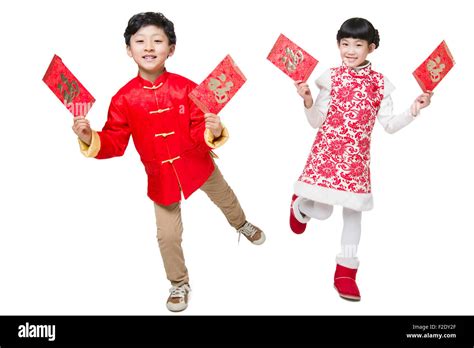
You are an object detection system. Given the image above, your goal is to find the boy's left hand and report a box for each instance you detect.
[205,113,223,137]
[411,91,433,115]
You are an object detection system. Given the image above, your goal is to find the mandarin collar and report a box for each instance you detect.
[136,70,169,88]
[341,61,372,77]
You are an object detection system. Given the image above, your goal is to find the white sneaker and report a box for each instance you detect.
[166,284,191,312]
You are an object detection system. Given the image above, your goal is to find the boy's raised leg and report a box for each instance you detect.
[200,165,265,244]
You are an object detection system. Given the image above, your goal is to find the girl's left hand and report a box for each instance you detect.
[411,91,433,115]
[205,113,223,137]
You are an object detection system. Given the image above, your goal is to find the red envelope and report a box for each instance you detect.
[43,54,95,116]
[413,40,455,92]
[189,55,246,114]
[267,34,318,82]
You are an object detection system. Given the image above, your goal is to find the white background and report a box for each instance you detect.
[0,0,472,315]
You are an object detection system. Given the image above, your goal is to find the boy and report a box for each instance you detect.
[72,12,265,312]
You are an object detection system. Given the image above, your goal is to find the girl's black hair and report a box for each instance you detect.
[124,12,176,46]
[336,17,380,48]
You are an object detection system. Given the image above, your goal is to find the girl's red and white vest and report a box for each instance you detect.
[296,63,385,211]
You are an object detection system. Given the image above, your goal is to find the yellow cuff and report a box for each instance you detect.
[204,127,229,149]
[78,131,101,158]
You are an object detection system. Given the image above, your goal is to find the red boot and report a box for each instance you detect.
[289,194,307,234]
[334,264,361,301]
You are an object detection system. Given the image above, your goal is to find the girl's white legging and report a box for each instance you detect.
[298,198,361,269]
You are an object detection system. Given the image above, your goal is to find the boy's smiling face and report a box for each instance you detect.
[127,25,175,82]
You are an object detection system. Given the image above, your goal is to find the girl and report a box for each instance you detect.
[290,18,432,301]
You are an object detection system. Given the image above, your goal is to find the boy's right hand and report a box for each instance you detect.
[72,116,92,145]
[294,80,313,109]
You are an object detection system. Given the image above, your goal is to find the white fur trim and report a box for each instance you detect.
[292,196,311,223]
[336,256,360,269]
[294,181,373,212]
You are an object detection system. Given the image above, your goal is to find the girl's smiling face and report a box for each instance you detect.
[338,38,375,68]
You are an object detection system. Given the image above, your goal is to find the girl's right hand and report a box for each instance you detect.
[72,116,92,145]
[294,80,313,108]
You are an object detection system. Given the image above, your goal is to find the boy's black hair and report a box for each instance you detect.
[124,12,176,46]
[337,17,380,48]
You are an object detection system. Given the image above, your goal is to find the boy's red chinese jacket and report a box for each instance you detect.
[79,71,228,206]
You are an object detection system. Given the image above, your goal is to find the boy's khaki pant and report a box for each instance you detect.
[154,165,246,286]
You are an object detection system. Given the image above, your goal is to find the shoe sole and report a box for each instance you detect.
[252,233,266,245]
[334,286,361,301]
[166,302,188,312]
